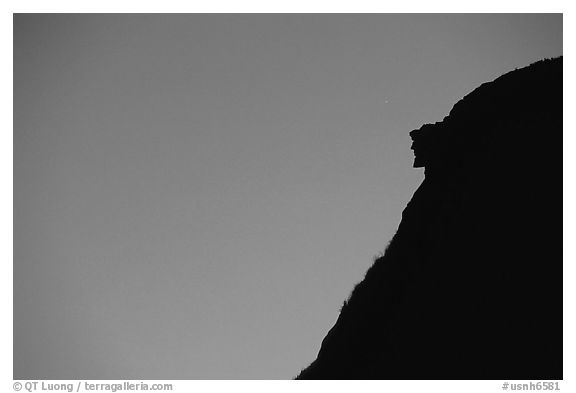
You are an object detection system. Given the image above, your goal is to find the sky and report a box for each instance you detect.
[13,14,562,379]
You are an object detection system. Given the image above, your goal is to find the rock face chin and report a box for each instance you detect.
[296,57,563,380]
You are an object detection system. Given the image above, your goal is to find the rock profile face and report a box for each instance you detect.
[297,58,563,380]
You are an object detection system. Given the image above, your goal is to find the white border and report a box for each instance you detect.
[4,5,572,392]
[3,0,570,13]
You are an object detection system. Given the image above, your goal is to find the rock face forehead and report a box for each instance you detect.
[410,123,437,141]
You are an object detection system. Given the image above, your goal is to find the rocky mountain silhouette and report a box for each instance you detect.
[296,57,563,379]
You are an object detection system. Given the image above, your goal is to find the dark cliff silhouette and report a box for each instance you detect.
[297,57,562,380]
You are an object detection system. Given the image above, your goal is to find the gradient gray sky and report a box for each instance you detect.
[14,14,562,379]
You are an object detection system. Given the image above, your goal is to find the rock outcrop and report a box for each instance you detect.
[297,57,563,379]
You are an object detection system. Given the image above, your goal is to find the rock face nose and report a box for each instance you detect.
[297,57,563,380]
